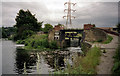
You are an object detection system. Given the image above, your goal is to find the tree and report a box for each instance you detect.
[1,27,16,38]
[117,23,120,33]
[14,9,42,40]
[2,27,7,38]
[0,28,2,38]
[57,23,64,27]
[43,24,53,33]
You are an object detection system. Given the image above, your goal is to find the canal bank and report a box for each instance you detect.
[2,40,86,74]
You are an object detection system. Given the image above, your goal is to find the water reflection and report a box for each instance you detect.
[15,48,82,74]
[15,49,36,74]
[15,49,71,74]
[3,41,83,74]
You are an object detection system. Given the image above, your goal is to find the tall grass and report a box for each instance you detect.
[112,44,120,74]
[60,46,101,74]
[103,35,113,44]
[91,35,113,44]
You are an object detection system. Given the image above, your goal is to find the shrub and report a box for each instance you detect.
[23,34,50,50]
[21,30,35,39]
[103,35,113,44]
[112,61,120,74]
[112,44,120,74]
[49,41,58,49]
[16,40,25,44]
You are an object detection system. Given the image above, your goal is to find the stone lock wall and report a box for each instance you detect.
[48,29,65,48]
[48,29,55,42]
[84,28,107,42]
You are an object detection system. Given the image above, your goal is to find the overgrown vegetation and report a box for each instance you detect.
[112,23,120,74]
[58,46,101,74]
[116,23,120,33]
[102,35,113,44]
[43,23,53,33]
[112,44,120,74]
[16,34,59,51]
[0,27,16,39]
[81,42,91,54]
[91,35,113,44]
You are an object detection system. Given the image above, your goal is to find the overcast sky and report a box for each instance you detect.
[0,0,120,28]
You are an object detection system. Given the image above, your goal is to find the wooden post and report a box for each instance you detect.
[78,37,81,47]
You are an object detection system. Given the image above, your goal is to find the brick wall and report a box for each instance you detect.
[54,25,64,31]
[84,24,95,30]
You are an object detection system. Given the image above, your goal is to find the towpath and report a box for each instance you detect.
[95,34,118,74]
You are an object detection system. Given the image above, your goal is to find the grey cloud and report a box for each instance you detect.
[2,2,49,27]
[71,2,118,28]
[1,2,118,28]
[0,2,2,27]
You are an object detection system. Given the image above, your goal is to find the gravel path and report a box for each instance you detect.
[96,34,118,74]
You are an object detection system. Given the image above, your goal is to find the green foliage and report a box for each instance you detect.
[14,9,43,40]
[1,27,16,38]
[114,45,120,61]
[61,46,101,74]
[16,40,25,44]
[17,34,59,51]
[57,23,64,27]
[103,35,113,44]
[43,23,53,33]
[116,23,120,33]
[24,34,49,50]
[49,41,58,49]
[2,27,7,38]
[112,61,120,74]
[112,44,120,74]
[79,46,101,74]
[30,39,49,49]
[91,35,113,44]
[0,28,1,38]
[81,42,91,54]
[21,30,35,39]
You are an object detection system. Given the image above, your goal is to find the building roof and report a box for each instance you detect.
[54,25,64,31]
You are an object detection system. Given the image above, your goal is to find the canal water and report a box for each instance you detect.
[2,40,82,74]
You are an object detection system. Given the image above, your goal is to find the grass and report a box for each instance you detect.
[58,46,101,74]
[112,43,120,74]
[91,35,113,44]
[102,35,113,44]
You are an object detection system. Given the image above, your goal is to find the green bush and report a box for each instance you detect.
[17,34,59,51]
[16,40,25,44]
[49,41,58,49]
[112,61,120,74]
[91,35,113,44]
[21,30,35,39]
[112,44,120,74]
[103,35,113,44]
[30,39,49,49]
[22,34,51,50]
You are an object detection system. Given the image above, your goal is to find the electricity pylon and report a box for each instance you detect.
[63,0,76,29]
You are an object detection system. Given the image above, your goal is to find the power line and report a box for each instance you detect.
[63,0,76,29]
